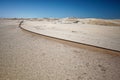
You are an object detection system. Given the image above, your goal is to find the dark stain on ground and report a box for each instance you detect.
[98,64,107,72]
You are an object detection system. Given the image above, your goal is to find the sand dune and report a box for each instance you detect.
[21,18,120,51]
[19,17,120,26]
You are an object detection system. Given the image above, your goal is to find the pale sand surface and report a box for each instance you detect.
[22,20,120,51]
[0,19,120,80]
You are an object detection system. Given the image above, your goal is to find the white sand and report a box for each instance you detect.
[0,19,120,80]
[22,19,120,51]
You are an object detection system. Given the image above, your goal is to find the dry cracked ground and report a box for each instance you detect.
[0,19,120,80]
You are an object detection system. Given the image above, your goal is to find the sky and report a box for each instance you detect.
[0,0,120,19]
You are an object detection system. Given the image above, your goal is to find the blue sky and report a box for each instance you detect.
[0,0,120,19]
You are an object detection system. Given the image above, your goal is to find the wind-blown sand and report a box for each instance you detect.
[0,19,120,80]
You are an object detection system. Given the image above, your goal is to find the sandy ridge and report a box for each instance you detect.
[20,22,120,52]
[19,21,120,55]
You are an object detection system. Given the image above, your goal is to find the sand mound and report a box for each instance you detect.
[84,19,120,26]
[21,20,120,51]
[50,18,120,26]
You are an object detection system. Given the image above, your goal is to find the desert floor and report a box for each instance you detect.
[0,19,120,80]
